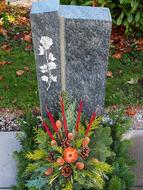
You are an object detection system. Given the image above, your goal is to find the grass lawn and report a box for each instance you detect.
[106,50,143,107]
[0,43,39,112]
[0,41,143,112]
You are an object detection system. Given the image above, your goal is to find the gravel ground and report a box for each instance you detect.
[132,109,143,129]
[0,109,23,132]
[0,108,41,132]
[0,107,142,132]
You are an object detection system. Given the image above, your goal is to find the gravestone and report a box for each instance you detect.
[59,5,112,116]
[31,0,112,117]
[30,0,62,115]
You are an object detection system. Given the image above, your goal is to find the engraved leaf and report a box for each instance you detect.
[49,53,56,61]
[39,45,44,55]
[40,65,47,73]
[51,75,57,82]
[41,75,49,82]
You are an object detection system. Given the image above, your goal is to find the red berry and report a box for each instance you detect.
[57,157,65,166]
[56,120,62,129]
[76,162,85,170]
[82,137,90,147]
[51,140,57,146]
[68,133,74,140]
[45,168,53,176]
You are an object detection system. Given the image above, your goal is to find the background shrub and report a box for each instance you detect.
[60,0,143,34]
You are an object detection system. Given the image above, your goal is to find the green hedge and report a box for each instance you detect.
[60,0,143,34]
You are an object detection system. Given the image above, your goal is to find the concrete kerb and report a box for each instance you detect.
[0,132,21,189]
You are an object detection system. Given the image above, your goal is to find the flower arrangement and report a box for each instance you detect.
[25,96,112,190]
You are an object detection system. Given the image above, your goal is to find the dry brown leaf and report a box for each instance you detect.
[1,44,12,52]
[112,53,122,59]
[25,45,33,51]
[107,71,113,78]
[0,76,4,81]
[0,28,7,37]
[0,61,6,66]
[0,2,6,12]
[125,107,137,117]
[18,16,28,24]
[92,0,98,7]
[137,46,143,51]
[16,70,25,76]
[23,66,30,71]
[23,34,32,42]
[136,38,143,46]
[0,60,12,66]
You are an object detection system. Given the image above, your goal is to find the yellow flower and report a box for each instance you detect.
[7,15,15,23]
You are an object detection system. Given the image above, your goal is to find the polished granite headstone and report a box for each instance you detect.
[59,5,112,117]
[31,1,112,117]
[31,0,61,116]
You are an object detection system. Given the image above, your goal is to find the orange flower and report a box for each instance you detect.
[63,147,78,163]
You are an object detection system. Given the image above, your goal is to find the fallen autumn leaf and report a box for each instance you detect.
[107,71,113,78]
[23,66,30,71]
[112,53,122,59]
[23,34,32,43]
[16,70,25,76]
[0,76,4,81]
[1,44,12,52]
[0,61,12,66]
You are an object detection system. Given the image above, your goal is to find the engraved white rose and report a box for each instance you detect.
[39,36,57,91]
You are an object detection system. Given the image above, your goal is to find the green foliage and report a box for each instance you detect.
[26,177,47,189]
[98,0,143,34]
[103,109,135,190]
[60,0,92,6]
[26,149,47,161]
[90,125,113,162]
[59,92,77,132]
[60,0,143,34]
[108,176,122,190]
[12,113,39,190]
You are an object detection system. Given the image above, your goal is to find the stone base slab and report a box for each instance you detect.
[124,130,143,187]
[0,132,21,188]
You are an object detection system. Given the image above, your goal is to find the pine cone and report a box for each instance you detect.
[47,151,56,163]
[61,138,71,148]
[61,165,73,177]
[80,146,90,160]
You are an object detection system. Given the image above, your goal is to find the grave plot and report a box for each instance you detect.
[0,0,143,190]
